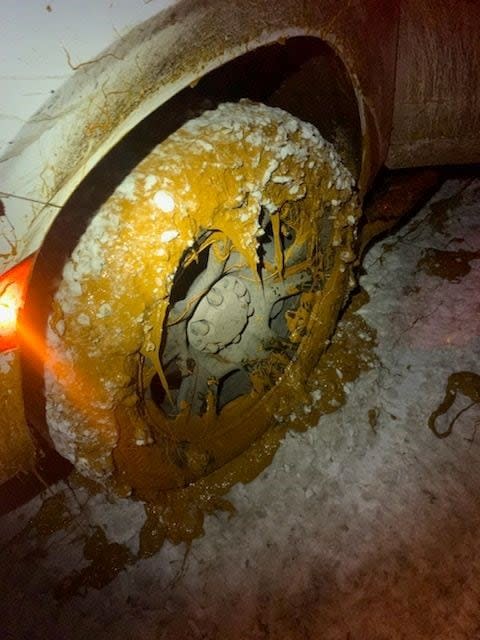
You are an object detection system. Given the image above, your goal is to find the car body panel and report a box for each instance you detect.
[387,0,480,168]
[0,0,399,274]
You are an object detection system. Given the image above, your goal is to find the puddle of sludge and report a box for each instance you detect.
[20,288,377,599]
[428,372,480,439]
[417,248,480,282]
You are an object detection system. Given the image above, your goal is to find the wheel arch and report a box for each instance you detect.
[18,0,399,444]
[3,0,399,267]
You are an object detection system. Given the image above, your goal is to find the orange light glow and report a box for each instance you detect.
[0,282,21,327]
[0,256,35,352]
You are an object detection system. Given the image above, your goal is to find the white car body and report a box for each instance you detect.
[1,0,177,271]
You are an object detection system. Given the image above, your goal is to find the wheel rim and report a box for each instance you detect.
[45,101,360,498]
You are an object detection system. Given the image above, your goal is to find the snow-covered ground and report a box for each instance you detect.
[1,177,479,639]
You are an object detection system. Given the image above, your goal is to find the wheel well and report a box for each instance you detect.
[21,35,362,442]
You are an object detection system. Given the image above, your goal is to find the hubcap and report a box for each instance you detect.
[187,275,254,354]
[153,228,312,416]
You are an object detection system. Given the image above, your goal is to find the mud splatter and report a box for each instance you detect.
[368,407,379,433]
[28,492,72,538]
[417,248,480,282]
[359,169,440,257]
[428,371,480,439]
[426,181,475,235]
[54,526,134,601]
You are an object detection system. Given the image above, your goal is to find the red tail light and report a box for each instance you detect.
[0,256,35,352]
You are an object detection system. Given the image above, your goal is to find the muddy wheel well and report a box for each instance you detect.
[21,35,362,444]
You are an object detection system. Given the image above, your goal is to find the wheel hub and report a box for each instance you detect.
[186,275,254,354]
[160,237,313,416]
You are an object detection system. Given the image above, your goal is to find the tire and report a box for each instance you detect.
[45,101,360,500]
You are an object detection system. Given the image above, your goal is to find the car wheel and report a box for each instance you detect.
[44,101,360,499]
